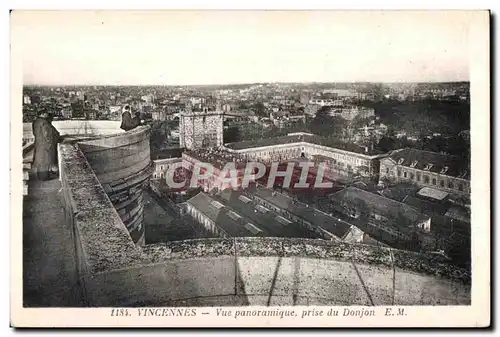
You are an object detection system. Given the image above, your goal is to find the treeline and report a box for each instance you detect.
[356,98,470,135]
[223,119,311,144]
[375,134,470,160]
[148,120,179,157]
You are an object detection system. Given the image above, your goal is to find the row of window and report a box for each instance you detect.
[153,173,164,179]
[391,167,465,192]
[255,149,299,157]
[313,150,366,165]
[242,145,369,166]
[188,206,226,238]
[315,158,363,174]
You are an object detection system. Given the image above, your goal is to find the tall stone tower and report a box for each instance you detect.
[179,101,224,150]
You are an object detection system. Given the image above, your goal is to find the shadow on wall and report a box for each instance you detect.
[124,238,471,308]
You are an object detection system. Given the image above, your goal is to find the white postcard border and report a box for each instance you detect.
[9,10,490,328]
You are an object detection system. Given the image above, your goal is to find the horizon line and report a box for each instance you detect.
[23,80,471,87]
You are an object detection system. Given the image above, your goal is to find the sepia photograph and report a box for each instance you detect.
[10,9,490,327]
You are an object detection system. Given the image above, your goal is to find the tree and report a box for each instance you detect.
[398,136,412,149]
[223,126,242,143]
[238,101,250,110]
[252,102,267,117]
[350,115,373,131]
[149,121,170,157]
[310,110,348,139]
[376,136,398,152]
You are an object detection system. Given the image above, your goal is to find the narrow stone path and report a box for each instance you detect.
[23,177,84,307]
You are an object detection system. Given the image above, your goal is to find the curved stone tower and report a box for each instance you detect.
[77,126,153,246]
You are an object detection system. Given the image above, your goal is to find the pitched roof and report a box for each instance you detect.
[215,189,319,238]
[252,186,354,239]
[330,187,430,234]
[402,195,450,216]
[386,148,470,180]
[187,192,265,237]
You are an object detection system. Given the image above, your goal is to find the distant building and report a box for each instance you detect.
[109,105,121,113]
[329,187,431,246]
[30,95,41,104]
[76,91,85,101]
[152,110,166,121]
[23,95,31,105]
[323,89,359,98]
[304,104,319,116]
[299,92,310,105]
[189,97,205,106]
[86,111,97,120]
[378,148,470,197]
[141,94,154,104]
[309,98,342,107]
[61,108,72,119]
[152,105,178,121]
[179,102,224,150]
[328,106,375,121]
[273,114,306,129]
[186,192,263,238]
[152,157,183,180]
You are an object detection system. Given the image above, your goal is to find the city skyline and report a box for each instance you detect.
[12,10,473,86]
[22,80,470,88]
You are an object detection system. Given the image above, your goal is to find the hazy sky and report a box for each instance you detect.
[12,10,475,85]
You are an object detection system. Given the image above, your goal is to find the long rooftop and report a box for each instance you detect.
[329,187,430,235]
[187,192,267,237]
[387,148,470,180]
[252,185,354,239]
[216,189,319,239]
[225,133,384,156]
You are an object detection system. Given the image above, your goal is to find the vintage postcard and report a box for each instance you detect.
[10,10,490,327]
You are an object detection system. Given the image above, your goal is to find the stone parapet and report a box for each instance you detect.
[80,237,470,307]
[59,143,150,278]
[161,237,469,284]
